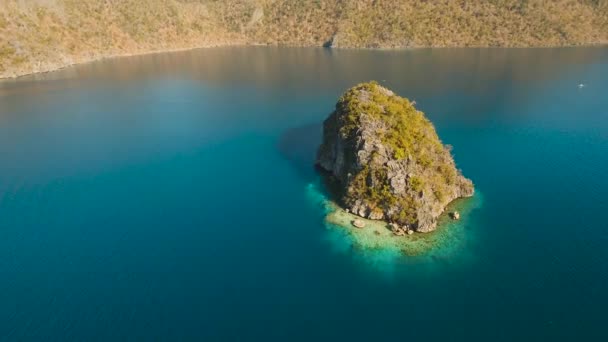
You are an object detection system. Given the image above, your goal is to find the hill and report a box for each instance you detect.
[317,82,474,232]
[1,0,607,78]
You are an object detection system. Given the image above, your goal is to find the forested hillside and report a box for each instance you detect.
[1,0,607,78]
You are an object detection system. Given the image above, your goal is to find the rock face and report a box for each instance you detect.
[317,82,474,232]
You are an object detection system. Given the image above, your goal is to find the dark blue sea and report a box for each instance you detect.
[0,47,607,341]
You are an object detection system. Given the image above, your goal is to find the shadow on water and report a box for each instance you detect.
[277,121,323,182]
[278,120,348,207]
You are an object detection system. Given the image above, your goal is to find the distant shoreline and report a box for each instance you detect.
[0,42,241,81]
[2,42,607,82]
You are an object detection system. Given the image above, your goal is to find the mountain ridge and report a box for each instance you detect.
[1,0,607,79]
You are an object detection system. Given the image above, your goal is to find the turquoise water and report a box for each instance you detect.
[0,47,607,340]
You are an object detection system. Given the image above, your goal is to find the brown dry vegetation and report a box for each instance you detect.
[1,0,607,78]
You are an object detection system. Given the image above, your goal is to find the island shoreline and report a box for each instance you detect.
[307,181,483,256]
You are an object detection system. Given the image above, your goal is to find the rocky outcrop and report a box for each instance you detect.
[317,82,474,232]
[352,219,366,229]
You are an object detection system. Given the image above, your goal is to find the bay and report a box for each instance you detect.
[0,46,607,341]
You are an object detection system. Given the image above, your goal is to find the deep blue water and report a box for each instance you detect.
[0,47,607,341]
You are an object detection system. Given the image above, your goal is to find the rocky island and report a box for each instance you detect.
[317,82,474,234]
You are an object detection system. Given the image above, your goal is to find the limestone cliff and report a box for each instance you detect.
[317,82,474,232]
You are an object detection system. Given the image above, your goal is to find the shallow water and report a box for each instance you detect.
[1,47,607,340]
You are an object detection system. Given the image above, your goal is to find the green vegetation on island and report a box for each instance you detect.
[317,82,474,233]
[1,0,607,78]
